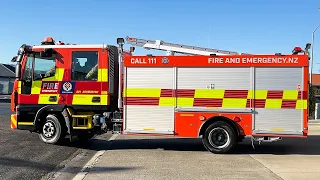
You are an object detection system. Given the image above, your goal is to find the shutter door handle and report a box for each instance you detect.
[92,97,100,103]
[49,96,57,102]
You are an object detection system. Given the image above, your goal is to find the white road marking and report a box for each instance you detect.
[72,134,119,180]
[44,149,88,180]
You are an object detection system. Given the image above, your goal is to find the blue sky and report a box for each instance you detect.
[1,0,320,72]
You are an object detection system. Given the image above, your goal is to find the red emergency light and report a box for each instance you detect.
[292,46,303,55]
[41,37,55,45]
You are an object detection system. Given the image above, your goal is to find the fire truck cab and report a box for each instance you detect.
[9,36,311,154]
[10,37,131,143]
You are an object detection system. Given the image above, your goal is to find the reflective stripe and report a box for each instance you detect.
[72,94,108,105]
[194,89,225,98]
[296,100,307,110]
[159,97,175,106]
[18,122,34,125]
[265,99,282,109]
[31,81,42,94]
[283,90,299,99]
[222,98,247,108]
[124,88,307,109]
[98,69,108,82]
[17,81,21,94]
[177,98,194,107]
[10,114,17,129]
[254,90,268,99]
[124,88,161,97]
[42,68,65,81]
[38,94,59,104]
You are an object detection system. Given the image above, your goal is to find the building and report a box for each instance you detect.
[311,74,320,119]
[0,63,15,95]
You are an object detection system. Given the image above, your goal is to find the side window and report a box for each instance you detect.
[22,56,33,80]
[33,56,56,80]
[71,51,98,81]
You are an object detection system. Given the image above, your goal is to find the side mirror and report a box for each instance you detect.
[305,43,311,50]
[117,38,125,46]
[11,56,17,62]
[130,46,135,53]
[15,63,21,79]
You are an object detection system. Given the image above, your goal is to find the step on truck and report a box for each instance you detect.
[10,36,311,154]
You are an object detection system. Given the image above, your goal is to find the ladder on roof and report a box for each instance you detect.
[125,36,250,56]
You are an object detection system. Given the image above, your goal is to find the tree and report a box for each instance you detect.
[309,82,316,118]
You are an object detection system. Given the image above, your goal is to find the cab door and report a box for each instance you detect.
[17,52,62,130]
[68,49,107,109]
[19,52,61,105]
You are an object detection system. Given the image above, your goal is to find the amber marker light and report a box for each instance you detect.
[199,116,206,121]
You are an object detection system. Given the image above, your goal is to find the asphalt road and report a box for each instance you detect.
[0,103,95,180]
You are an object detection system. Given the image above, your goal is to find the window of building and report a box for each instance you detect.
[71,51,98,81]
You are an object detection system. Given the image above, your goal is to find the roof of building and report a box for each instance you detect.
[0,63,15,78]
[312,74,320,85]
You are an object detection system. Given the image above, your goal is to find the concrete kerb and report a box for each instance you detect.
[308,120,320,125]
[72,134,119,180]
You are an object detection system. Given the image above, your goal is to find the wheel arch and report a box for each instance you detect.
[198,116,240,138]
[38,113,66,144]
[33,105,68,132]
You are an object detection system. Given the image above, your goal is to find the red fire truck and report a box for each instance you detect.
[10,36,311,154]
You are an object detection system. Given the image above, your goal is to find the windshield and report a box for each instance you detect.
[22,53,56,81]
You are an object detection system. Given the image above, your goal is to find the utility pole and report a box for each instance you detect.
[311,24,320,84]
[311,6,320,84]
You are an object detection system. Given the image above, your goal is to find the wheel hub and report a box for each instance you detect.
[208,127,230,149]
[43,121,56,138]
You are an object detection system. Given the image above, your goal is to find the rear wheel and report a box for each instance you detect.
[202,121,237,154]
[38,114,66,144]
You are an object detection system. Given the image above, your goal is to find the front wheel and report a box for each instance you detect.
[202,121,237,154]
[38,114,65,144]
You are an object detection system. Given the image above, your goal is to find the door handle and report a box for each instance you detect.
[92,97,100,103]
[49,96,57,102]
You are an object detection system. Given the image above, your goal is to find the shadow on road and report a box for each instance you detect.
[64,135,320,155]
[0,156,53,170]
[0,156,137,173]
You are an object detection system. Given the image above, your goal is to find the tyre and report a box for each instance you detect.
[202,121,237,154]
[38,114,66,144]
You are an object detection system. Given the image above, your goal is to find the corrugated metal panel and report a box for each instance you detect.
[125,106,174,132]
[124,67,175,133]
[177,67,251,89]
[176,67,251,109]
[126,67,175,88]
[253,109,303,132]
[255,67,302,90]
[253,67,303,134]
